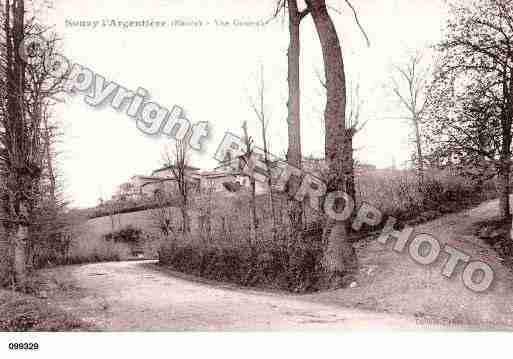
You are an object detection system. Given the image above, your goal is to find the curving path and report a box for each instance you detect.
[41,260,425,331]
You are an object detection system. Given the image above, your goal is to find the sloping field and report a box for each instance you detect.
[68,206,193,263]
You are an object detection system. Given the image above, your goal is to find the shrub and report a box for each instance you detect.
[60,225,136,266]
[158,233,326,293]
[30,231,73,269]
[40,166,490,292]
[156,167,495,293]
[104,225,142,244]
[0,290,91,331]
[358,168,494,223]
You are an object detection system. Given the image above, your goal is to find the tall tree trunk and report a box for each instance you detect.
[261,121,277,239]
[180,205,190,233]
[15,0,29,286]
[413,115,424,184]
[13,215,28,284]
[250,176,258,240]
[308,0,357,286]
[241,122,259,241]
[178,190,190,233]
[286,0,304,238]
[0,222,10,285]
[8,172,32,286]
[3,0,31,287]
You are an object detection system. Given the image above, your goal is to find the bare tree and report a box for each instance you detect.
[149,188,177,239]
[282,0,310,238]
[430,0,513,221]
[0,0,68,284]
[317,75,366,205]
[197,178,215,242]
[164,140,191,233]
[0,0,40,286]
[241,121,259,242]
[390,53,432,184]
[249,64,277,239]
[303,0,369,286]
[270,1,309,173]
[41,108,57,202]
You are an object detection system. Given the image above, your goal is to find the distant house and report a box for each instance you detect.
[151,164,200,179]
[112,181,141,202]
[208,157,269,194]
[132,169,200,198]
[117,154,279,203]
[115,155,379,205]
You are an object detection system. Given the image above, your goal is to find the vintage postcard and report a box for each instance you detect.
[0,0,511,357]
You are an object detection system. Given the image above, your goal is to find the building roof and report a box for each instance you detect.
[151,164,200,176]
[213,157,242,171]
[201,171,241,179]
[140,175,200,189]
[132,175,164,182]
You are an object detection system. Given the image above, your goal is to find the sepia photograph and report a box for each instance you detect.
[0,0,512,357]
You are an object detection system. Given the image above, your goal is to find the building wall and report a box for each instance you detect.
[141,179,201,199]
[201,174,268,194]
[141,181,179,198]
[152,167,199,179]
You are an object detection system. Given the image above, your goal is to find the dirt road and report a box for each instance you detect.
[40,198,513,331]
[40,260,426,331]
[306,198,513,329]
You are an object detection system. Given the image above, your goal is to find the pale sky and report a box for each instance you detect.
[40,0,449,208]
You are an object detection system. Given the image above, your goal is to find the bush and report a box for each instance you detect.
[61,226,136,266]
[358,169,495,223]
[156,168,496,293]
[104,225,142,244]
[30,231,73,269]
[0,290,91,331]
[158,234,325,293]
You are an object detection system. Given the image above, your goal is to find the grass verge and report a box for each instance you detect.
[0,289,92,331]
